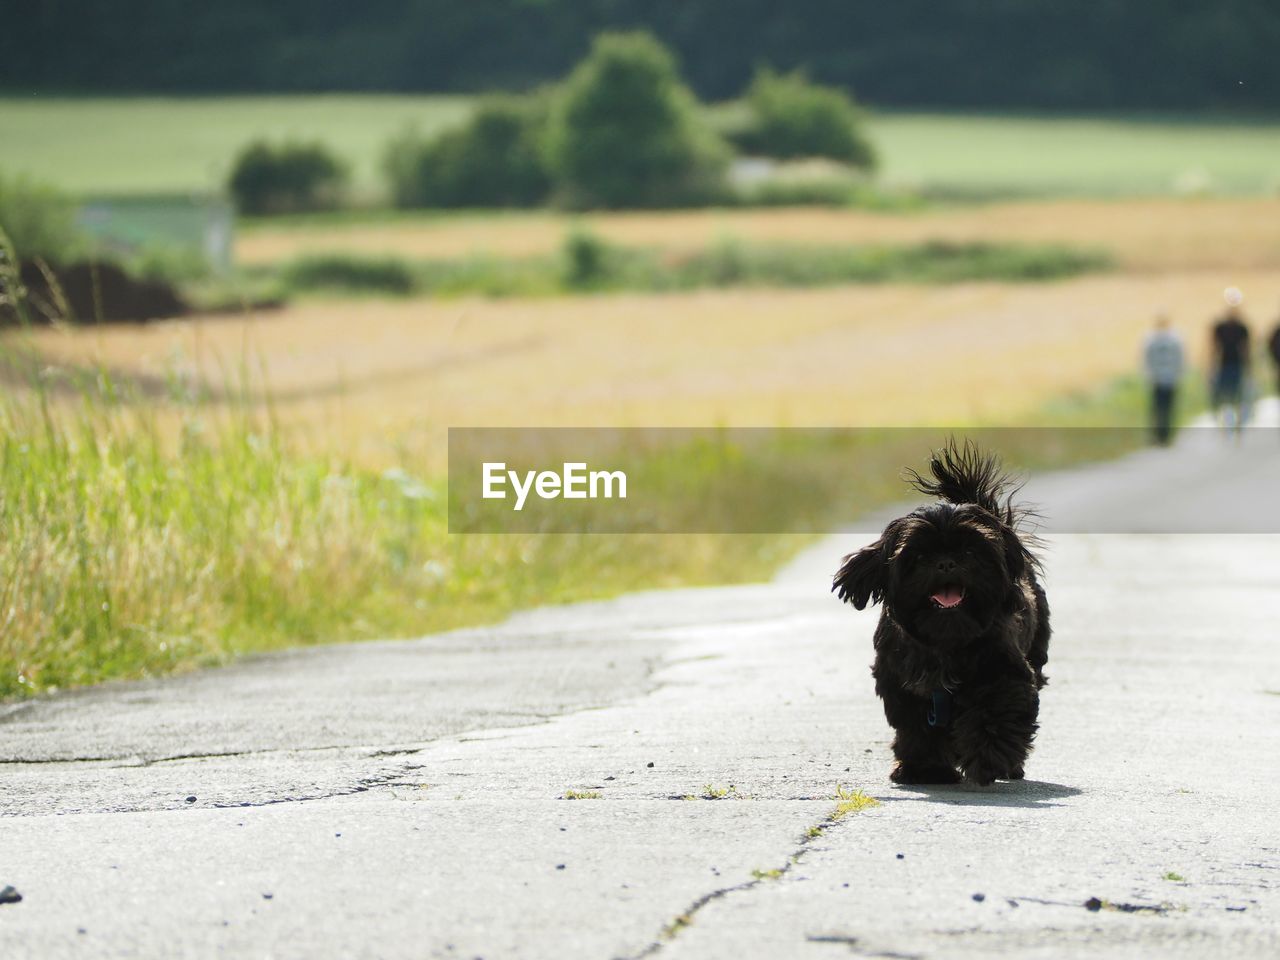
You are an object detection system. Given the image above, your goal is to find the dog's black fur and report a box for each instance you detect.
[833,441,1050,786]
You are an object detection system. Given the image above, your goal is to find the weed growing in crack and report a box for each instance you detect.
[562,789,602,800]
[662,913,693,939]
[701,784,735,800]
[832,785,880,819]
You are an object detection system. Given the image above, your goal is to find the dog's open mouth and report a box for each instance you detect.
[930,586,965,609]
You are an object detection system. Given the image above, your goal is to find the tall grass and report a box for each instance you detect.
[0,361,815,700]
[0,243,808,700]
[0,355,1180,700]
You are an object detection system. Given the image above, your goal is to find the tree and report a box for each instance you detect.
[227,141,348,215]
[736,68,876,170]
[384,96,551,208]
[545,32,728,209]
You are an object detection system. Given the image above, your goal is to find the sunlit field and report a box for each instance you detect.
[236,197,1280,273]
[22,268,1274,468]
[25,192,1279,467]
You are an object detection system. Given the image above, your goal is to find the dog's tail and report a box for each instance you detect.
[905,438,1029,530]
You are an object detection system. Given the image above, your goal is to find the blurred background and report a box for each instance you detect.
[1,1,1278,698]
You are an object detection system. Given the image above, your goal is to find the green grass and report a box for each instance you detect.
[0,96,471,198]
[0,353,817,700]
[0,371,810,700]
[870,113,1280,198]
[268,238,1111,301]
[3,96,1279,200]
[562,789,602,800]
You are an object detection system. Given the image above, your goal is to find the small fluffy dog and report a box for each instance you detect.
[833,441,1050,786]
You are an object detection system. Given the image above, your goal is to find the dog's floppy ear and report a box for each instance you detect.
[833,522,901,609]
[998,522,1037,582]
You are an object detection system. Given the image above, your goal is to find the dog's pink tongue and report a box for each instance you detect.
[931,587,964,608]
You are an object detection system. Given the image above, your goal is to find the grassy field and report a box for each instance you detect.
[23,266,1273,468]
[0,355,811,700]
[870,113,1280,197]
[0,96,470,198]
[2,96,1279,198]
[236,197,1280,273]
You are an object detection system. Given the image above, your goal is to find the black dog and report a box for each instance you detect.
[833,441,1050,786]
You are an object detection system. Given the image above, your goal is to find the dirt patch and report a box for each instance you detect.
[6,260,188,325]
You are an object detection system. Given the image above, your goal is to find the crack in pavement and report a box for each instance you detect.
[186,763,433,811]
[0,671,691,818]
[805,937,922,960]
[0,742,403,767]
[1011,894,1174,916]
[622,798,871,958]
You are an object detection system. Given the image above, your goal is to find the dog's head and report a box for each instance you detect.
[833,502,1031,644]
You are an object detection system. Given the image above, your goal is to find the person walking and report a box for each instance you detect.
[1268,314,1280,399]
[1142,313,1184,446]
[1210,301,1251,432]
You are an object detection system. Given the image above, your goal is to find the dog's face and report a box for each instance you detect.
[834,503,1028,645]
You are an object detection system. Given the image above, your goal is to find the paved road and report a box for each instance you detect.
[2,416,1279,958]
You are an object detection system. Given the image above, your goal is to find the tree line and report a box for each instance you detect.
[4,0,1279,110]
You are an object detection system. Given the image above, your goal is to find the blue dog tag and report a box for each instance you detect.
[927,689,952,728]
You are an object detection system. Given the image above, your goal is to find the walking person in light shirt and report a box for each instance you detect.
[1143,312,1184,446]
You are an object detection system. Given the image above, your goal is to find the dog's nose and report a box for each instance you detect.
[936,557,957,573]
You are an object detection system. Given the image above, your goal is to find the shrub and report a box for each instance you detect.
[734,68,876,170]
[546,32,729,208]
[280,254,417,296]
[0,173,84,262]
[228,140,348,215]
[561,228,614,288]
[385,97,552,209]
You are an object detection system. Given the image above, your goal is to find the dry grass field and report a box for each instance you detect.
[13,197,1279,470]
[24,266,1277,468]
[237,197,1280,272]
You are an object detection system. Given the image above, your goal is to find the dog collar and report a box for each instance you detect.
[927,688,952,728]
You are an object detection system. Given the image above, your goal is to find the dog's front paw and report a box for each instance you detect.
[891,761,960,785]
[963,769,997,787]
[962,759,1023,786]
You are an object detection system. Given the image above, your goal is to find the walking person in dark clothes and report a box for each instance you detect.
[1210,297,1252,434]
[1142,312,1184,446]
[1268,314,1280,399]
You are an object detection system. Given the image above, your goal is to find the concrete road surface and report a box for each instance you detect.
[2,416,1278,958]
